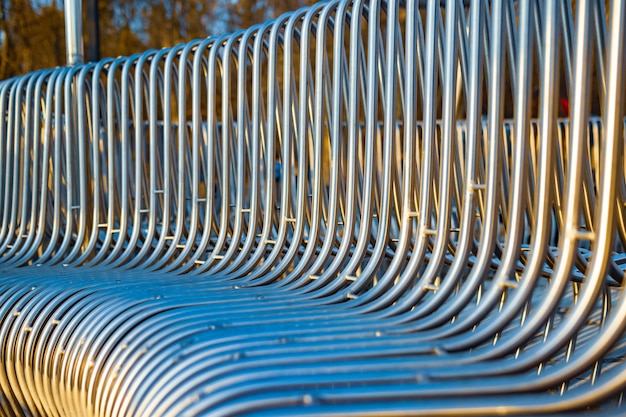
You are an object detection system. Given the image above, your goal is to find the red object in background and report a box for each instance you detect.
[560,97,570,116]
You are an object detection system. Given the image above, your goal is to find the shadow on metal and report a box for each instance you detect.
[0,0,625,415]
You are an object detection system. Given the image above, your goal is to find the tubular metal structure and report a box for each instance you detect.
[1,0,626,415]
[64,0,84,65]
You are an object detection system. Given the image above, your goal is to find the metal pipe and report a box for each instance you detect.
[85,0,100,62]
[65,0,84,65]
[0,1,625,415]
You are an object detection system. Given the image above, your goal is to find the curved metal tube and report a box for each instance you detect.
[0,0,625,416]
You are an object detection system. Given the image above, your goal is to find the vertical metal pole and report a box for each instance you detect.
[65,0,84,65]
[85,0,100,62]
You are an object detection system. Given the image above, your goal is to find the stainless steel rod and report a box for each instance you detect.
[0,1,625,416]
[64,0,84,65]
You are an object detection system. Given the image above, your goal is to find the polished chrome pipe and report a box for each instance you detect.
[64,0,84,65]
[0,1,625,416]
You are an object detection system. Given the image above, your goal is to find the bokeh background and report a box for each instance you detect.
[0,0,315,79]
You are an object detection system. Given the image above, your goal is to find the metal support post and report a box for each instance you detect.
[65,0,84,65]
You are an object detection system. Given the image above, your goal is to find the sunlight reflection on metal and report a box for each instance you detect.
[0,0,625,415]
[64,0,84,65]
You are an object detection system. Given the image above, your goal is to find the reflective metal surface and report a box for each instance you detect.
[64,0,84,65]
[1,0,625,415]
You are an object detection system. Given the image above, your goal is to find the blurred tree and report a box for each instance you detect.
[224,0,268,31]
[221,0,317,32]
[0,0,65,79]
[142,0,217,49]
[272,0,317,17]
[98,0,146,58]
[0,0,325,78]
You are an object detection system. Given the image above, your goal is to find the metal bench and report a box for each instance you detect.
[1,0,626,415]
